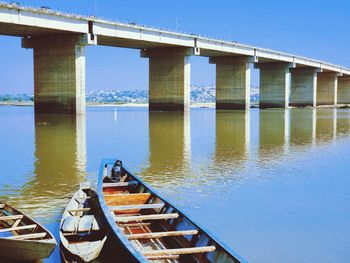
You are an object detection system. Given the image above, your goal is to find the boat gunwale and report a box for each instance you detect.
[97,158,246,263]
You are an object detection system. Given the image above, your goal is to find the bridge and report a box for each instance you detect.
[1,2,350,114]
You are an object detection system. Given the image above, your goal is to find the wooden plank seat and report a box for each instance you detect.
[103,182,130,188]
[126,230,198,240]
[61,216,80,233]
[115,213,179,223]
[62,215,99,233]
[0,224,37,233]
[78,215,100,232]
[68,208,91,213]
[143,246,216,257]
[0,215,23,221]
[6,232,47,240]
[105,193,151,206]
[109,203,164,211]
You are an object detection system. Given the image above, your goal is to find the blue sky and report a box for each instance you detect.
[0,0,349,94]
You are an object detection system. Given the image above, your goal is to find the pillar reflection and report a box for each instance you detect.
[141,112,191,186]
[18,114,87,220]
[258,109,289,164]
[214,110,250,169]
[336,109,350,137]
[290,108,315,146]
[315,109,337,143]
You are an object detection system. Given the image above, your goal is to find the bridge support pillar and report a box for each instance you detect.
[209,56,255,110]
[337,77,350,105]
[316,72,339,106]
[290,68,319,107]
[22,34,93,114]
[141,47,192,111]
[255,63,294,108]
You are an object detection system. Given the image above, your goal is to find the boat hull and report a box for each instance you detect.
[0,237,56,261]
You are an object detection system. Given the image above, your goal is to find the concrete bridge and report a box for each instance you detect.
[1,2,350,114]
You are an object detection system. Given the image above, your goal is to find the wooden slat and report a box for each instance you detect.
[0,215,23,221]
[127,229,198,240]
[118,222,152,228]
[103,182,130,187]
[109,203,164,211]
[105,193,151,206]
[6,232,47,240]
[115,213,179,223]
[0,224,37,233]
[143,246,216,256]
[147,255,180,260]
[68,207,91,213]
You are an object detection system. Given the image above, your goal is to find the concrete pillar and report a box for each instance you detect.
[22,34,93,114]
[141,47,192,111]
[337,76,350,105]
[316,72,338,106]
[255,63,293,108]
[290,68,319,107]
[210,56,255,110]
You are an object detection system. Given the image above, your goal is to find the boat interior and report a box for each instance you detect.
[102,164,230,263]
[60,188,105,243]
[0,203,52,241]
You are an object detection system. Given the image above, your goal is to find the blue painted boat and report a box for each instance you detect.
[97,159,246,263]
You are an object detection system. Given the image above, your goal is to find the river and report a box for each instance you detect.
[0,106,349,262]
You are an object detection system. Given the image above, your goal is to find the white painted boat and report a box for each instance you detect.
[60,182,107,262]
[0,202,57,261]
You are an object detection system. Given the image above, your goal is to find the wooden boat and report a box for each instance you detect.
[0,202,57,261]
[98,159,246,263]
[59,182,108,262]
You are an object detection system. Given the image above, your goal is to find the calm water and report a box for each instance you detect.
[0,106,350,263]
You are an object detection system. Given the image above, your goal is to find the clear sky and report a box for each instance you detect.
[0,0,349,94]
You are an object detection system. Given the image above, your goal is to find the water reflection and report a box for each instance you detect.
[316,109,337,143]
[141,111,191,187]
[214,111,250,169]
[258,109,289,164]
[336,110,350,137]
[14,114,87,221]
[290,108,316,146]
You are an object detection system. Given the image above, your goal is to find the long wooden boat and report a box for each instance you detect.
[98,159,246,263]
[0,202,56,261]
[60,182,108,262]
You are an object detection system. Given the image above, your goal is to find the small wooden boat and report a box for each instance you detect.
[98,159,246,263]
[60,182,108,262]
[0,202,57,261]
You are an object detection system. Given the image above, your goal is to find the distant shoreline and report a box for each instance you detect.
[1,101,347,109]
[0,101,217,108]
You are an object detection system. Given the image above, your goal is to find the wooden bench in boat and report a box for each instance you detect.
[115,213,179,223]
[61,215,99,233]
[6,232,47,240]
[105,193,151,206]
[126,230,198,240]
[0,224,37,233]
[0,215,23,221]
[103,182,130,188]
[68,208,91,213]
[108,203,164,211]
[143,246,216,257]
